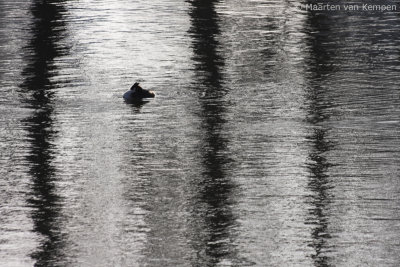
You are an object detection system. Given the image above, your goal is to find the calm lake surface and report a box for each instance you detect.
[1,0,399,266]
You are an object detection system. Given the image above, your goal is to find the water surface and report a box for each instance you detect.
[1,0,399,266]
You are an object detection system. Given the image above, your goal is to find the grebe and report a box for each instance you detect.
[123,82,155,101]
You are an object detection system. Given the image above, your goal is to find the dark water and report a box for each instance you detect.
[1,0,399,266]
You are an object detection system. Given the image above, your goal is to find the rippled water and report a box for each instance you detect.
[1,0,399,266]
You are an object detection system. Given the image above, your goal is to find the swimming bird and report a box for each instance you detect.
[123,82,155,101]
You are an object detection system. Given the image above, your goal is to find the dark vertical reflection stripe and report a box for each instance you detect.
[188,0,225,95]
[19,1,69,266]
[304,7,336,267]
[187,0,238,266]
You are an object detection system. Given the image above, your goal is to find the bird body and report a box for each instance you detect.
[123,82,155,102]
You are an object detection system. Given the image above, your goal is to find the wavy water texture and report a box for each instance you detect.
[0,0,399,266]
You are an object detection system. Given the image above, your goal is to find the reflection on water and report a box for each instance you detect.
[306,127,333,267]
[303,8,335,267]
[188,0,224,94]
[1,0,400,266]
[20,0,69,266]
[301,2,400,266]
[187,0,238,266]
